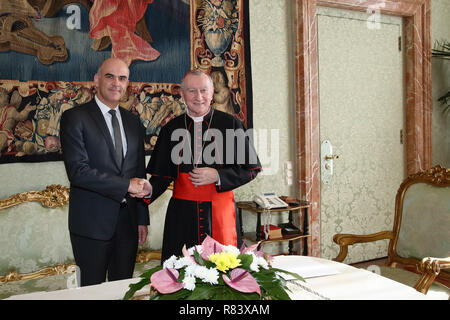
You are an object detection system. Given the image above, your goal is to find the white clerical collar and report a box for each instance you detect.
[186,108,210,123]
[95,95,120,114]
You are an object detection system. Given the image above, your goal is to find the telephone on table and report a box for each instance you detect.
[253,192,289,209]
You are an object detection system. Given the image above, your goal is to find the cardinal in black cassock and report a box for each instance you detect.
[144,70,262,263]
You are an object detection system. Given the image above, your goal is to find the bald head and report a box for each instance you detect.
[97,58,129,78]
[94,58,130,108]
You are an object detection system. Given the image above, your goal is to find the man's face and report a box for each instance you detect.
[181,73,214,117]
[94,59,129,108]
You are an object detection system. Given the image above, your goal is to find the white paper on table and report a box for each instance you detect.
[272,256,340,280]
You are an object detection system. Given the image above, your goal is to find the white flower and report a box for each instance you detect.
[174,256,195,269]
[184,264,197,277]
[184,265,219,285]
[202,267,219,285]
[182,276,196,291]
[255,255,269,270]
[222,245,240,255]
[188,245,203,255]
[162,255,177,269]
[249,253,260,272]
[249,261,259,272]
[249,253,269,272]
[193,265,209,279]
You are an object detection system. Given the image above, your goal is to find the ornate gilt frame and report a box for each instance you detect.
[0,185,161,284]
[0,184,69,210]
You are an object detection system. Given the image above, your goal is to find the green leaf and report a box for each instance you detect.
[260,281,291,300]
[178,268,186,281]
[123,278,150,300]
[214,285,260,300]
[237,254,253,270]
[271,267,305,282]
[139,265,163,279]
[187,284,216,300]
[155,289,191,300]
[203,260,216,269]
[177,283,263,300]
[252,269,292,300]
[193,250,206,266]
[253,269,281,285]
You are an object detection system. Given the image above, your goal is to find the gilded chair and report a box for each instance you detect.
[333,165,449,298]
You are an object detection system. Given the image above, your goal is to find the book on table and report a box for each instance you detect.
[260,224,283,239]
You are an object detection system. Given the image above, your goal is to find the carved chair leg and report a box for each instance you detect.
[415,257,441,294]
[414,273,437,294]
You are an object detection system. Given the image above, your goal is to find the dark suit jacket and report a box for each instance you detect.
[60,100,149,241]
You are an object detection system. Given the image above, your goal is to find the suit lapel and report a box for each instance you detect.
[87,101,122,170]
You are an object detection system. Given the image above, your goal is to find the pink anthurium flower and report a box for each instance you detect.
[150,268,184,294]
[241,242,274,264]
[240,242,260,254]
[241,242,266,258]
[222,268,261,296]
[200,235,223,260]
[182,244,197,264]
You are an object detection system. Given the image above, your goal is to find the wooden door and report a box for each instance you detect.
[317,7,405,263]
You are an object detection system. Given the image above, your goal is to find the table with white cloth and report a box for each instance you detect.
[5,256,439,300]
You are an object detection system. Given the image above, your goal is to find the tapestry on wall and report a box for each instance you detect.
[0,0,252,164]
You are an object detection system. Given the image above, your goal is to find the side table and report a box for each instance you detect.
[236,199,310,255]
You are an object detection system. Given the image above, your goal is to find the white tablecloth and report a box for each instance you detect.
[6,256,437,300]
[272,256,436,300]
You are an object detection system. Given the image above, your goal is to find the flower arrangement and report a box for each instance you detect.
[124,236,304,300]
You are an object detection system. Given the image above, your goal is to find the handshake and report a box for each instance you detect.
[128,178,152,198]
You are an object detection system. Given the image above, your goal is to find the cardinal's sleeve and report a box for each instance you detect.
[216,117,262,192]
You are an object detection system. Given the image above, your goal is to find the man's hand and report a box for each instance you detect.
[128,178,152,198]
[138,225,148,245]
[189,167,219,186]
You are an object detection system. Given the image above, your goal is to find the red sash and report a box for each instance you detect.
[173,172,237,246]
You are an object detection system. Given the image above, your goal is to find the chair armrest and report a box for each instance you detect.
[414,257,450,294]
[332,231,394,262]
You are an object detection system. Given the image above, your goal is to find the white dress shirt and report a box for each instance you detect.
[95,95,127,158]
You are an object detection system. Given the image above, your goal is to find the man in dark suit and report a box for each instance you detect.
[60,58,151,286]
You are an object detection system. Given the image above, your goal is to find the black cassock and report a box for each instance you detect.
[146,109,262,262]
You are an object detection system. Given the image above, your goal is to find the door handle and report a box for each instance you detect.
[321,140,338,185]
[325,154,339,160]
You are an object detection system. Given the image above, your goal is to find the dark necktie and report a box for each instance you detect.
[109,109,123,166]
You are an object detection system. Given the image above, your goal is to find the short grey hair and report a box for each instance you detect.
[180,69,214,90]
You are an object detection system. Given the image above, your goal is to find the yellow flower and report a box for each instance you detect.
[208,252,241,272]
